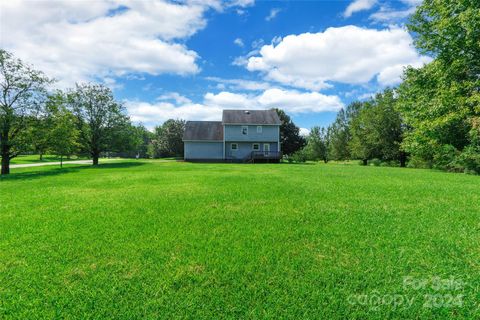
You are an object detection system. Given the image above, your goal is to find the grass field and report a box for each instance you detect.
[1,161,479,319]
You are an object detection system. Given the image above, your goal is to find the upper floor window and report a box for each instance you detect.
[241,126,248,135]
[257,126,262,133]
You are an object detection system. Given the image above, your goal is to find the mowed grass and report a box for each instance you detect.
[10,154,89,165]
[1,161,479,319]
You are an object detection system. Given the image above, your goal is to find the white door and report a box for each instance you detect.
[263,143,270,155]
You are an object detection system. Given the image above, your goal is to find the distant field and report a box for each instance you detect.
[1,161,479,319]
[10,154,89,165]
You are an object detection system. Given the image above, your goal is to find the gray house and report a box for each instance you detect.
[183,110,282,162]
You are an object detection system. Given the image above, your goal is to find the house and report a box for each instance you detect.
[183,110,282,162]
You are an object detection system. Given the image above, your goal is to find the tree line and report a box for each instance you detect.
[0,49,194,175]
[294,0,479,174]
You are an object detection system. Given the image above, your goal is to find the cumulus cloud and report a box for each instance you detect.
[0,0,248,87]
[344,0,377,18]
[244,25,431,90]
[125,88,344,129]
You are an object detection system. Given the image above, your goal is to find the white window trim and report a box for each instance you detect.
[257,126,262,133]
[241,125,248,135]
[263,143,270,152]
[231,143,238,151]
[252,143,260,151]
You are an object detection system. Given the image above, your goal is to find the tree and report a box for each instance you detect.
[273,108,306,156]
[305,126,329,163]
[151,119,185,158]
[328,109,351,161]
[397,0,480,170]
[0,50,51,175]
[48,104,79,168]
[69,83,130,165]
[349,89,404,166]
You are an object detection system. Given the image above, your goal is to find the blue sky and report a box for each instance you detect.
[1,0,428,132]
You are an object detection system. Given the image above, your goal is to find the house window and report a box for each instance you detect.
[252,143,260,151]
[231,143,238,151]
[263,143,270,152]
[257,126,262,133]
[241,126,248,135]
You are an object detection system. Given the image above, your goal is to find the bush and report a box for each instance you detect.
[457,147,480,174]
[369,158,382,166]
[290,149,307,163]
[407,155,432,169]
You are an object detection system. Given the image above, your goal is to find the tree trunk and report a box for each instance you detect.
[39,153,43,161]
[362,159,368,166]
[400,152,407,168]
[1,136,10,175]
[60,155,63,168]
[92,152,99,165]
[1,155,10,175]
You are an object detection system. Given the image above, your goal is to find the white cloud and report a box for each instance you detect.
[125,88,344,129]
[299,128,310,136]
[369,0,421,23]
[0,0,249,87]
[265,8,281,21]
[157,92,192,105]
[244,26,431,90]
[205,77,271,91]
[344,0,377,18]
[234,38,245,47]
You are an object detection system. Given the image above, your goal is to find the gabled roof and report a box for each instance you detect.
[222,109,281,125]
[183,121,223,141]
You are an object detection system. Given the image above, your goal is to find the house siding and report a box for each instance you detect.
[226,142,278,160]
[224,125,279,142]
[184,141,223,160]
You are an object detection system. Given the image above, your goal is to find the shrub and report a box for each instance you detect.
[369,158,382,166]
[291,149,307,163]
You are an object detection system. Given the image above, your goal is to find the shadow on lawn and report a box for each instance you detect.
[0,161,146,182]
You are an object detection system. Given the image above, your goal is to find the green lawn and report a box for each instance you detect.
[1,161,479,319]
[10,154,89,165]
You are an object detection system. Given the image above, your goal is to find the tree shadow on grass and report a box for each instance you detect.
[0,161,146,182]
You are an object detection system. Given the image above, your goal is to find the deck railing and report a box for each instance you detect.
[250,151,282,160]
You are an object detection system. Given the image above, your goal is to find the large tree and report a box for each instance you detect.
[0,50,51,175]
[48,104,79,168]
[69,83,130,165]
[305,126,329,163]
[349,89,404,166]
[151,119,185,158]
[397,0,480,170]
[273,108,306,156]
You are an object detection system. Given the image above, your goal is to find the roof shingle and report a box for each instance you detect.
[183,121,223,141]
[222,109,281,125]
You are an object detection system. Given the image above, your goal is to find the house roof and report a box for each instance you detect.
[222,109,281,125]
[183,121,223,141]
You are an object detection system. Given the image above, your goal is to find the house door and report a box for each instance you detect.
[263,143,270,155]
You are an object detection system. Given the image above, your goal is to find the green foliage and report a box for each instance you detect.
[327,109,351,160]
[397,0,480,173]
[305,126,329,162]
[69,83,130,164]
[48,104,80,167]
[0,49,52,174]
[150,119,185,158]
[273,108,306,156]
[289,148,308,163]
[349,89,404,165]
